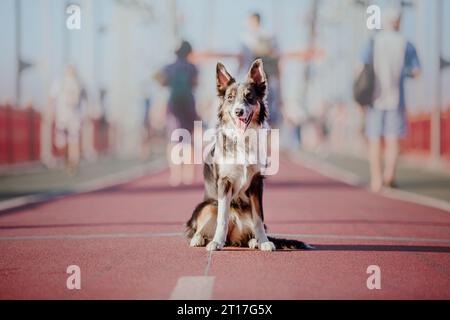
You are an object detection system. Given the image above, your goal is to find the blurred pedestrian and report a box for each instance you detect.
[41,95,57,169]
[239,12,282,127]
[140,93,153,161]
[97,88,110,156]
[360,8,421,192]
[155,40,199,186]
[50,65,85,174]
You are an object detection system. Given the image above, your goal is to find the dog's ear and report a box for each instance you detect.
[247,59,267,100]
[216,62,234,97]
[246,59,266,86]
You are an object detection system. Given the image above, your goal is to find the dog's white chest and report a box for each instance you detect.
[218,163,258,200]
[215,127,266,198]
[237,163,257,187]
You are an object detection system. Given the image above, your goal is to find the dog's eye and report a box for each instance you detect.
[227,95,234,102]
[245,93,255,102]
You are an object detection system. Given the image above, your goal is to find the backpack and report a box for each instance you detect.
[353,38,375,107]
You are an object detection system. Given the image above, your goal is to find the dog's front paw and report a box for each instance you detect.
[190,234,205,247]
[248,238,258,249]
[206,241,223,251]
[260,241,276,252]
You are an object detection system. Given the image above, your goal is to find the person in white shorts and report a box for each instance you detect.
[361,8,421,192]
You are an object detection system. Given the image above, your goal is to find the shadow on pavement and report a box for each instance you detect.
[265,219,450,227]
[312,244,450,253]
[217,244,450,253]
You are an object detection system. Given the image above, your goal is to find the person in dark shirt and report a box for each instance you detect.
[155,40,199,186]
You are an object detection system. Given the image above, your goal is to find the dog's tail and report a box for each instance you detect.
[267,236,314,250]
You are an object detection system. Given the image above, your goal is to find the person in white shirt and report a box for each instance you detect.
[50,65,84,173]
[361,8,421,192]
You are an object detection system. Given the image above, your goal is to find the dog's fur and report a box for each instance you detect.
[186,59,311,251]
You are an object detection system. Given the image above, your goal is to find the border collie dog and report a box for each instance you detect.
[186,59,311,251]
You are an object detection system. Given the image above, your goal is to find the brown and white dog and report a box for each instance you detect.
[186,59,311,251]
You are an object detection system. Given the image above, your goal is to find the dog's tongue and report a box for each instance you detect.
[237,118,247,134]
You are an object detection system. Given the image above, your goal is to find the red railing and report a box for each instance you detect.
[0,105,41,165]
[401,112,431,154]
[440,107,450,161]
[1,104,449,166]
[401,106,450,160]
[0,105,110,166]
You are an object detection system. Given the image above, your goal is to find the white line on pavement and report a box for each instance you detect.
[2,231,448,244]
[170,276,215,300]
[169,243,215,300]
[0,231,183,241]
[204,251,213,276]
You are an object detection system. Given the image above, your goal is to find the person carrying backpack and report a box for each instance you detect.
[357,8,421,192]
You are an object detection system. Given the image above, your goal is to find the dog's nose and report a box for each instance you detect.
[234,108,244,117]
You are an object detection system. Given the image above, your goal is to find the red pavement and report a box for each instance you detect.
[0,158,449,299]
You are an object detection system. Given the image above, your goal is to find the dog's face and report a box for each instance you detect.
[216,59,268,134]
